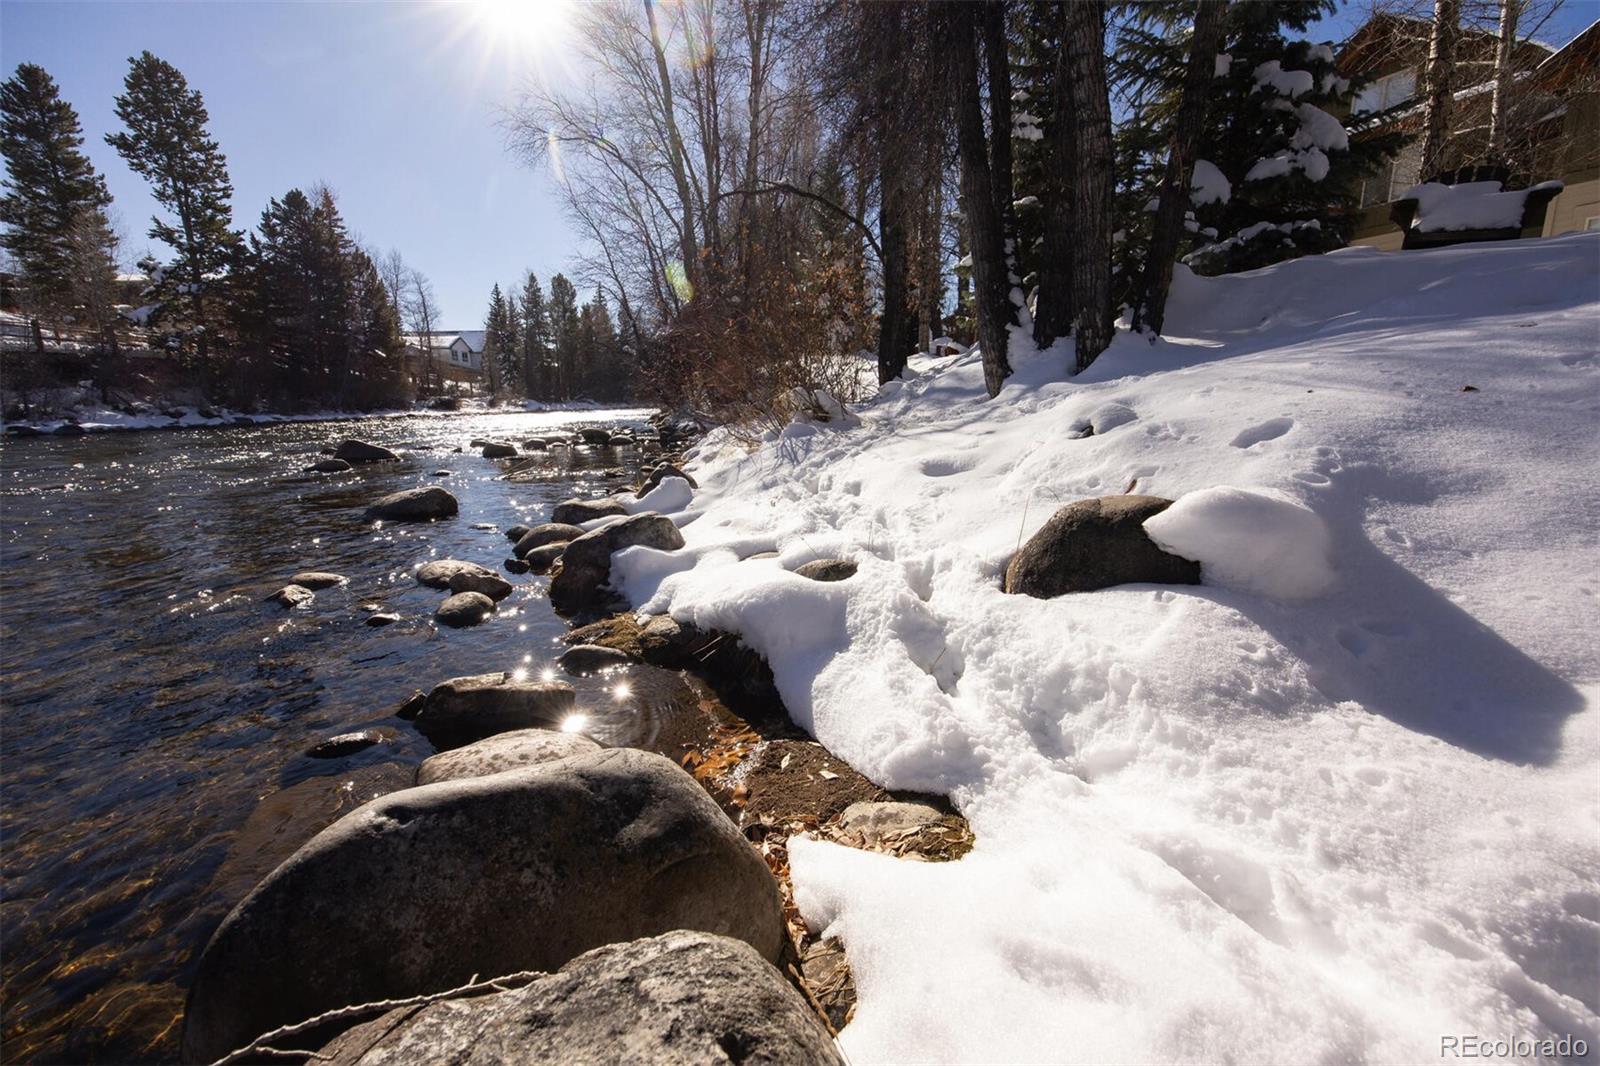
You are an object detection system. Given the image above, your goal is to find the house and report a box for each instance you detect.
[1337,14,1599,249]
[402,330,487,385]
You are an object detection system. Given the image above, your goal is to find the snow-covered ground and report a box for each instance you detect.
[612,234,1600,1063]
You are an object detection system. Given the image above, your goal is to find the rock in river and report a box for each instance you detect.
[179,748,786,1064]
[415,559,494,589]
[333,439,398,463]
[549,497,628,526]
[315,932,842,1066]
[411,673,576,749]
[306,730,386,759]
[1003,495,1200,598]
[265,584,314,609]
[504,524,532,542]
[643,461,698,491]
[434,591,495,628]
[557,643,634,675]
[306,458,351,473]
[480,441,517,458]
[524,542,567,574]
[549,513,685,613]
[447,570,514,601]
[364,612,400,627]
[513,521,586,558]
[415,728,601,785]
[503,557,530,575]
[289,571,345,590]
[578,427,612,445]
[365,486,458,522]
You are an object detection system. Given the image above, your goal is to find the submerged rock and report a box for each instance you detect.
[53,422,86,436]
[514,522,587,558]
[365,486,458,522]
[557,643,634,675]
[412,673,576,749]
[306,458,351,473]
[306,730,386,759]
[180,750,787,1064]
[333,439,397,463]
[578,427,611,445]
[415,559,495,589]
[1003,495,1200,597]
[415,728,601,785]
[266,584,315,609]
[315,931,841,1066]
[549,497,627,526]
[522,437,548,450]
[550,513,685,614]
[480,441,517,458]
[364,612,401,627]
[447,570,514,601]
[435,591,495,628]
[795,558,857,582]
[289,571,345,590]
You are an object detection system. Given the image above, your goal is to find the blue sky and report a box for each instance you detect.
[2,0,1594,330]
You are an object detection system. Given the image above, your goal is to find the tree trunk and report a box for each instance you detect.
[1489,0,1520,161]
[877,158,915,384]
[983,1,1016,274]
[1134,0,1228,338]
[921,159,944,351]
[1033,4,1073,348]
[1420,0,1460,181]
[1062,0,1115,370]
[944,3,1014,397]
[643,0,701,288]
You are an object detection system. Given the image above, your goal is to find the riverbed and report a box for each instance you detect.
[0,407,713,1062]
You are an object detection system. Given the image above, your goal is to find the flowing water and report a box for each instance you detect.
[0,408,728,1063]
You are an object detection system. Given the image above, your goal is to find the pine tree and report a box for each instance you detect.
[483,284,507,396]
[547,273,580,401]
[485,283,521,393]
[519,272,550,400]
[106,51,239,354]
[0,64,119,322]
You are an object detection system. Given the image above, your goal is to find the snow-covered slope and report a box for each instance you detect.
[615,234,1600,1063]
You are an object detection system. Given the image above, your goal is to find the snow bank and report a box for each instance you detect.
[622,475,693,515]
[1144,486,1335,599]
[624,235,1600,1062]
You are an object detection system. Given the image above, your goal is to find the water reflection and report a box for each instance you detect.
[0,407,685,1063]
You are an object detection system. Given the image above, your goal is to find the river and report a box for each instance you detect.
[0,407,723,1062]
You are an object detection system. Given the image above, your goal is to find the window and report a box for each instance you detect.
[1352,68,1417,115]
[1585,217,1600,232]
[1359,143,1424,207]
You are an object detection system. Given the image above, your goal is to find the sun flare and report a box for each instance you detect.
[468,0,573,52]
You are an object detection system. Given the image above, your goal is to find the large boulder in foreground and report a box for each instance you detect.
[1003,495,1200,598]
[180,750,786,1065]
[513,522,587,558]
[415,728,601,785]
[434,591,495,628]
[412,673,576,749]
[365,486,458,522]
[316,931,843,1066]
[549,513,685,614]
[550,497,628,526]
[333,439,397,463]
[416,559,493,589]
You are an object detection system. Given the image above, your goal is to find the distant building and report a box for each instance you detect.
[1338,14,1599,249]
[402,330,487,385]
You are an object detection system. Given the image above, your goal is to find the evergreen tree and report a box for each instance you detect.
[483,283,521,394]
[547,273,580,400]
[0,64,119,322]
[519,272,550,400]
[482,283,507,396]
[106,51,239,353]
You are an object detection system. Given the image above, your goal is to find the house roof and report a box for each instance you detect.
[402,330,487,353]
[1529,17,1600,91]
[1338,12,1555,77]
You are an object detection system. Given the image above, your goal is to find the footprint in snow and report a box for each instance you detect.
[1229,416,1295,448]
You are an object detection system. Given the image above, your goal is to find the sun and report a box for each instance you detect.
[468,0,574,52]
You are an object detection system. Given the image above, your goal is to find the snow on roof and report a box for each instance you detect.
[402,330,487,353]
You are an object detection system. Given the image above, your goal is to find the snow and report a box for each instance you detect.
[622,475,694,515]
[1214,53,1231,78]
[1245,104,1347,184]
[1189,159,1231,205]
[608,233,1600,1062]
[1253,60,1314,98]
[1403,180,1565,233]
[1307,43,1336,63]
[1144,486,1336,600]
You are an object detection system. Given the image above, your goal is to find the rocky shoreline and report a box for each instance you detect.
[183,416,973,1064]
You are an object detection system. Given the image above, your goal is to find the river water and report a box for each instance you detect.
[0,407,727,1063]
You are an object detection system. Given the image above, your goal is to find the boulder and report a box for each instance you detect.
[578,427,611,445]
[550,513,685,614]
[524,542,567,574]
[415,728,601,785]
[434,591,495,628]
[411,674,576,749]
[609,434,636,447]
[307,731,386,759]
[365,486,458,522]
[447,570,514,601]
[549,498,627,526]
[314,932,842,1066]
[643,462,698,491]
[557,644,634,675]
[415,559,494,589]
[1004,495,1200,597]
[289,571,345,590]
[333,439,398,463]
[180,750,787,1064]
[266,584,314,609]
[795,558,857,582]
[513,522,587,558]
[503,558,530,575]
[505,524,532,542]
[481,441,518,459]
[522,437,548,450]
[306,458,351,473]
